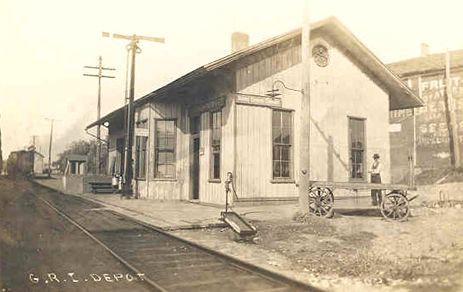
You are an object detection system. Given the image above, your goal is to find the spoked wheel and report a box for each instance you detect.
[380,191,410,221]
[308,187,335,218]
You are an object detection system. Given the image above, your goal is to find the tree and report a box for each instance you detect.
[55,139,108,175]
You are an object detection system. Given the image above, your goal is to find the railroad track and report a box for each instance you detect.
[32,183,320,292]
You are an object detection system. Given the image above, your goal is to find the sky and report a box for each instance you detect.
[1,0,463,160]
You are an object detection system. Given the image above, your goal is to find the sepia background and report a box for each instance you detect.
[1,0,463,159]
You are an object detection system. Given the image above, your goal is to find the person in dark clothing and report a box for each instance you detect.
[369,153,382,206]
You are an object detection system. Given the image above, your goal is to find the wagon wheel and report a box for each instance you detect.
[380,191,409,221]
[308,187,334,218]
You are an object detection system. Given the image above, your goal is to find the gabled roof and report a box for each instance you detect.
[388,49,463,77]
[87,17,423,130]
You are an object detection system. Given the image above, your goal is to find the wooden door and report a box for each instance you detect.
[192,138,200,199]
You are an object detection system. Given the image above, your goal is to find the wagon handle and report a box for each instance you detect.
[408,194,419,202]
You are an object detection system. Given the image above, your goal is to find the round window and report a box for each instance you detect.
[312,44,329,67]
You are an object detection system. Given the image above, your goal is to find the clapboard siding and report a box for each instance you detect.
[235,104,297,198]
[138,102,189,200]
[119,33,392,204]
[134,96,234,205]
[235,37,391,194]
[308,41,391,183]
[196,94,234,205]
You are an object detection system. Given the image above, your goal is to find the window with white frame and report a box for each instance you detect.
[154,120,176,178]
[349,117,366,180]
[210,111,222,180]
[272,110,292,179]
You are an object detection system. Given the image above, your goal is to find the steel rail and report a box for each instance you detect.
[35,194,167,292]
[32,181,321,292]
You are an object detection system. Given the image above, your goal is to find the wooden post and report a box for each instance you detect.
[123,37,138,196]
[83,56,115,175]
[299,0,311,213]
[96,56,102,175]
[103,32,164,197]
[47,119,54,178]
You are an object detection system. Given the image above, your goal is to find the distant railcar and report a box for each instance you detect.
[7,150,43,178]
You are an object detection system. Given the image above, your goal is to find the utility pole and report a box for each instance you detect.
[443,50,461,169]
[30,135,38,152]
[45,118,55,178]
[103,32,165,196]
[83,56,115,175]
[299,0,311,213]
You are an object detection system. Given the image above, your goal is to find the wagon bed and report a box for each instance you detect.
[307,181,418,221]
[310,181,417,191]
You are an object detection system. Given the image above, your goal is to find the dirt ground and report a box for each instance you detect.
[172,193,463,292]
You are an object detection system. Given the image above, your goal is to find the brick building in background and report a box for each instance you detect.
[388,45,463,183]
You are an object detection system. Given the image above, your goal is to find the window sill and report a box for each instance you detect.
[208,179,221,184]
[152,178,177,182]
[271,179,295,184]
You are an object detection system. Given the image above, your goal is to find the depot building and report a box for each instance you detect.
[86,17,422,205]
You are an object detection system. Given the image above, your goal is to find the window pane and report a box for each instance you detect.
[357,151,363,163]
[212,129,220,145]
[282,112,291,128]
[272,111,281,127]
[282,128,290,144]
[167,136,176,149]
[166,165,175,177]
[166,151,175,164]
[273,146,281,160]
[281,146,290,161]
[159,151,167,164]
[157,121,165,132]
[272,128,281,144]
[166,121,175,134]
[273,161,281,178]
[281,162,290,178]
[213,153,220,179]
[157,137,165,148]
[157,164,166,177]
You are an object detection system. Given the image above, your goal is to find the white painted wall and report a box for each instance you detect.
[235,38,391,199]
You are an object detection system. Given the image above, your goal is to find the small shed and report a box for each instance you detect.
[64,154,87,175]
[32,151,44,175]
[62,154,88,194]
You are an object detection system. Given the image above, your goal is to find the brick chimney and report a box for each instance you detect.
[231,32,249,53]
[421,43,430,57]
